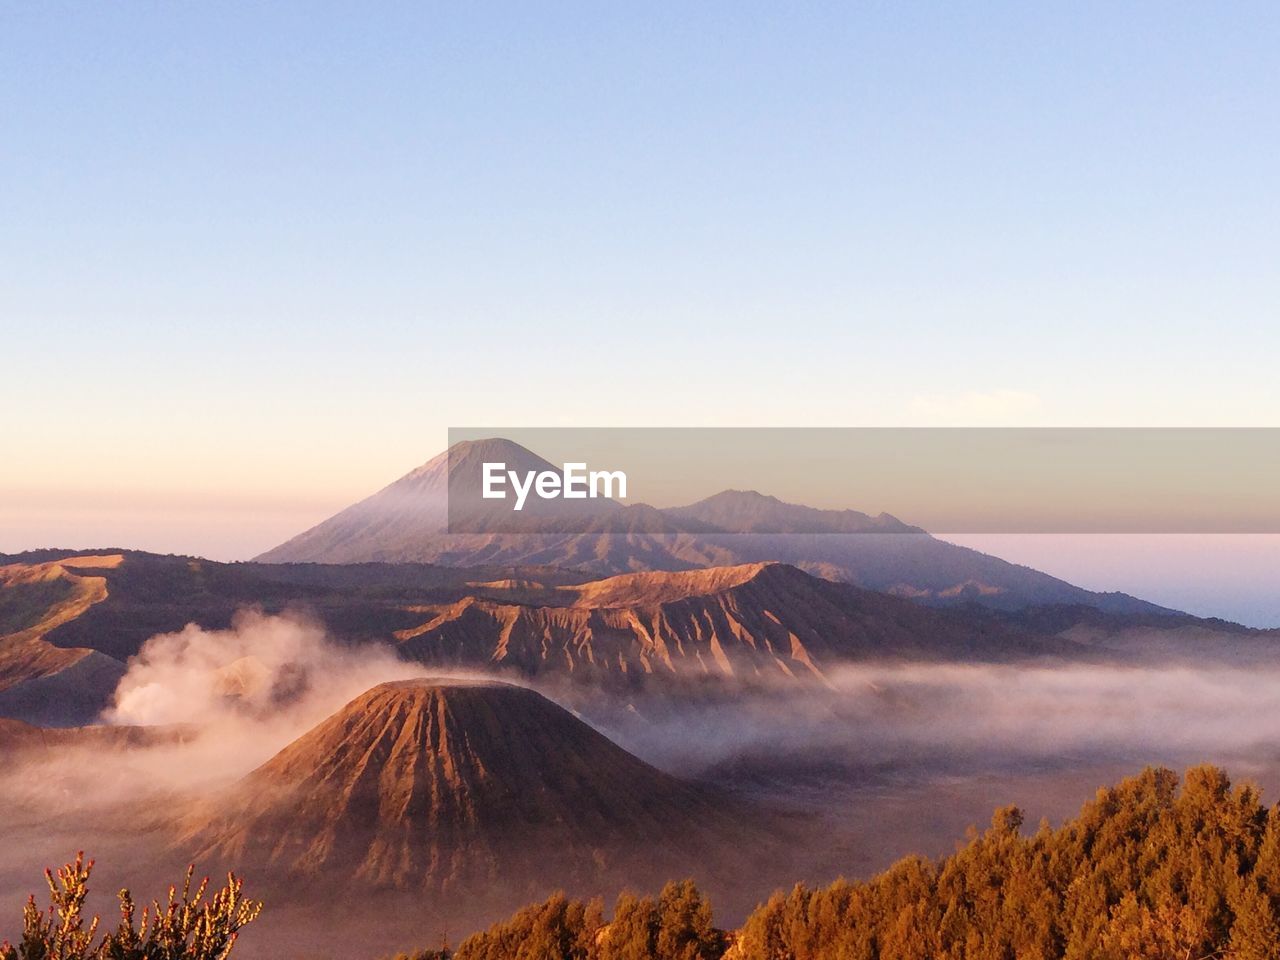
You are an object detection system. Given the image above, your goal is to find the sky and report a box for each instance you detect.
[2,3,1279,618]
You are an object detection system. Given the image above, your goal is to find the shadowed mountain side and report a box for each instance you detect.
[687,528,1166,614]
[253,439,1170,615]
[179,679,777,898]
[0,555,128,725]
[392,563,1077,688]
[0,652,126,727]
[665,489,920,534]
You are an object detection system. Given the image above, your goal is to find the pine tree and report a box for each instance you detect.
[1227,883,1280,960]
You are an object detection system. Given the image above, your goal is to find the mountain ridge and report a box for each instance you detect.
[0,555,128,725]
[254,439,1171,616]
[391,560,1084,688]
[665,488,920,534]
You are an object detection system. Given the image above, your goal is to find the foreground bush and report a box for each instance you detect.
[0,853,262,960]
[452,880,721,960]
[420,765,1280,960]
[739,765,1280,960]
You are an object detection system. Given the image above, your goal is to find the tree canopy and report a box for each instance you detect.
[443,765,1280,960]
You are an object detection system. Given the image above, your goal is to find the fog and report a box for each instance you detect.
[11,613,1280,815]
[596,659,1280,788]
[823,661,1280,758]
[101,608,431,784]
[5,611,478,816]
[7,614,1280,956]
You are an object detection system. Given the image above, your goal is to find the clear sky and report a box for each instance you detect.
[3,3,1279,590]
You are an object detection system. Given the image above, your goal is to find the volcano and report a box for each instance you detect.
[182,678,760,894]
[255,437,722,572]
[254,438,1169,615]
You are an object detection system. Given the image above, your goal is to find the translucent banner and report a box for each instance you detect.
[444,428,1280,534]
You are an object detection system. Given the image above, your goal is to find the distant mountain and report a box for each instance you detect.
[257,438,722,570]
[256,439,1170,615]
[665,489,919,534]
[258,438,555,559]
[181,678,760,893]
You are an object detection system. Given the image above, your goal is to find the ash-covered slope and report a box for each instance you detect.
[0,555,127,725]
[393,562,1069,686]
[255,438,545,564]
[182,679,760,893]
[254,439,1169,615]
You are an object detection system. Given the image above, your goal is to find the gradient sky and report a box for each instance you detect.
[3,3,1279,608]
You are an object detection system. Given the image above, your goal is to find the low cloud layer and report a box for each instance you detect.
[826,661,1280,758]
[612,660,1280,781]
[19,614,1280,799]
[10,614,1280,872]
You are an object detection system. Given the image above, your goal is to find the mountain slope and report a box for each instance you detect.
[0,555,127,725]
[393,562,1074,687]
[256,439,1170,614]
[257,437,730,571]
[665,489,919,534]
[182,679,761,893]
[256,438,550,562]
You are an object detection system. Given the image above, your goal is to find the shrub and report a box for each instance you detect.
[0,852,263,960]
